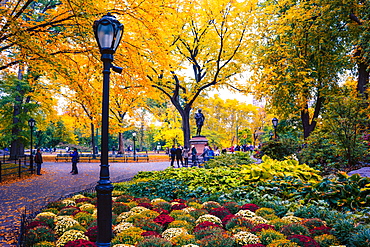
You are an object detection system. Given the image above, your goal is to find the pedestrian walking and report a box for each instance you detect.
[34,148,43,175]
[69,148,79,175]
[176,145,184,168]
[183,145,190,167]
[191,145,197,167]
[170,145,177,167]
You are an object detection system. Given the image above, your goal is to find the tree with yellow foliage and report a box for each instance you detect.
[115,0,257,147]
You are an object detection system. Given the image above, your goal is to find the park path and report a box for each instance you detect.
[0,161,170,247]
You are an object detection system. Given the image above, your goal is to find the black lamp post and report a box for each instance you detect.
[28,118,36,173]
[133,132,136,161]
[93,13,123,246]
[272,117,278,139]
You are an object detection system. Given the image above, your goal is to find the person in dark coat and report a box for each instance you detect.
[69,148,79,175]
[191,145,197,167]
[34,148,43,175]
[170,145,177,167]
[175,145,184,168]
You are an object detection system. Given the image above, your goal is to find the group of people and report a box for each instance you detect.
[169,143,219,168]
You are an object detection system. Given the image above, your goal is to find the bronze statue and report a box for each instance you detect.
[195,109,205,136]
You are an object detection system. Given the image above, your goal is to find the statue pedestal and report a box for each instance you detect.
[189,136,208,155]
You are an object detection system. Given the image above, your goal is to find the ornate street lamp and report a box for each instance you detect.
[272,117,278,139]
[28,118,36,173]
[93,13,123,246]
[132,132,136,161]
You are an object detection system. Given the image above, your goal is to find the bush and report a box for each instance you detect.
[258,228,286,245]
[286,235,319,247]
[280,223,310,237]
[64,239,97,247]
[196,232,235,247]
[313,234,340,247]
[25,226,55,246]
[136,236,172,247]
[222,202,240,214]
[225,215,254,231]
[113,202,131,215]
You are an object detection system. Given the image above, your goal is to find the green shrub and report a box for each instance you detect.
[196,232,235,247]
[349,227,370,247]
[111,227,144,245]
[258,228,286,245]
[280,223,310,236]
[25,226,55,246]
[313,234,340,247]
[267,239,299,246]
[74,212,94,227]
[136,236,172,247]
[204,152,254,168]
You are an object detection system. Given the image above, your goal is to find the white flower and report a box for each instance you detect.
[72,194,86,200]
[117,211,135,223]
[236,210,255,218]
[233,231,261,245]
[250,216,269,225]
[195,214,222,225]
[56,230,88,247]
[281,215,302,223]
[79,203,95,211]
[182,245,200,247]
[114,222,134,234]
[182,207,197,214]
[130,206,150,214]
[35,212,57,219]
[61,199,76,206]
[151,198,167,204]
[162,228,187,241]
[54,217,80,236]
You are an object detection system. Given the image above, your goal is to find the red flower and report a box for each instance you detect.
[287,235,319,247]
[171,198,186,203]
[209,207,232,220]
[153,208,169,215]
[138,202,153,209]
[194,221,223,232]
[171,203,187,210]
[65,239,97,247]
[142,230,161,237]
[153,214,174,226]
[222,214,235,226]
[240,203,260,212]
[309,226,333,236]
[251,223,275,233]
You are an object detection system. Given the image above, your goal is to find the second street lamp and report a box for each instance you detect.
[133,132,136,161]
[272,117,278,139]
[28,118,36,173]
[93,13,123,247]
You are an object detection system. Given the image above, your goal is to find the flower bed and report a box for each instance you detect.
[25,192,369,247]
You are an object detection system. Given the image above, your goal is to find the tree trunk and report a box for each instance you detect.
[91,123,96,158]
[357,61,369,99]
[10,66,25,160]
[118,132,124,154]
[182,110,191,148]
[301,95,324,139]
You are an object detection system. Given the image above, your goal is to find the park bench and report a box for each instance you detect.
[125,154,149,162]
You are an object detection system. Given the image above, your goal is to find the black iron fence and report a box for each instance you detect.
[0,155,31,183]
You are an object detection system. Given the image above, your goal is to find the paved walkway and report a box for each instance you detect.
[0,161,170,247]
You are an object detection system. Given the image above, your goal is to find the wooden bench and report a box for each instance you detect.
[55,153,70,162]
[125,154,149,162]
